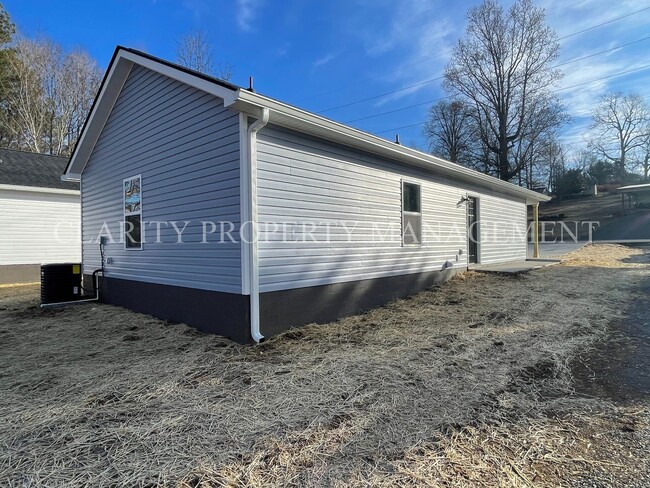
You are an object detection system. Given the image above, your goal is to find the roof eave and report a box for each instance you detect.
[65,46,550,204]
[64,47,240,179]
[0,184,80,196]
[233,90,551,204]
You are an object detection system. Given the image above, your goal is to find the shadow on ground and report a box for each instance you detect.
[572,273,650,405]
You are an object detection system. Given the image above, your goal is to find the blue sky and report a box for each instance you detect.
[6,0,650,157]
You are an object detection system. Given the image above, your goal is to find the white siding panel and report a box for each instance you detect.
[81,65,241,293]
[0,190,81,265]
[478,195,528,264]
[256,125,528,292]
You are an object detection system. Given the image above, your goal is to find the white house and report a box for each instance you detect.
[0,148,80,284]
[63,47,549,343]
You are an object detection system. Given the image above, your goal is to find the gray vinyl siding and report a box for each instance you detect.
[256,125,527,292]
[81,65,241,293]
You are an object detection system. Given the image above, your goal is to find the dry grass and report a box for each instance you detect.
[561,243,650,268]
[0,244,649,487]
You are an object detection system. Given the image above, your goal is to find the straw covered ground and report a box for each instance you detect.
[0,244,648,487]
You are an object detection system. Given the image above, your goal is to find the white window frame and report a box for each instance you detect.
[401,179,422,247]
[123,174,143,250]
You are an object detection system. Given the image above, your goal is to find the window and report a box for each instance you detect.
[124,175,142,249]
[402,181,422,246]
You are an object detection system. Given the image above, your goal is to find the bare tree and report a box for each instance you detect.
[52,50,102,155]
[510,95,568,188]
[444,0,565,182]
[536,136,566,193]
[589,93,649,184]
[424,100,475,165]
[0,2,16,147]
[639,135,650,181]
[3,38,51,153]
[2,37,101,155]
[176,29,233,80]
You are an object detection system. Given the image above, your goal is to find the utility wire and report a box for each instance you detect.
[373,63,650,135]
[558,6,650,40]
[297,0,598,104]
[554,35,650,68]
[345,96,453,123]
[344,36,650,124]
[312,6,650,114]
[316,76,444,114]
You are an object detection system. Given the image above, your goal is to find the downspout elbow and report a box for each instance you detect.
[248,108,270,137]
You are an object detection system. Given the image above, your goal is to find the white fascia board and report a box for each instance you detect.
[65,48,240,179]
[233,90,551,204]
[119,50,238,105]
[0,184,80,196]
[65,56,133,177]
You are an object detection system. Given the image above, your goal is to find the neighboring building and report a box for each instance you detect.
[618,183,650,213]
[63,47,549,343]
[0,148,80,284]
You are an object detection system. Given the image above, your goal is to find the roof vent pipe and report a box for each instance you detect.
[395,134,400,145]
[248,76,255,92]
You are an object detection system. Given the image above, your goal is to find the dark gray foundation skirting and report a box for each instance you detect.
[89,267,461,343]
[259,267,462,337]
[92,275,251,343]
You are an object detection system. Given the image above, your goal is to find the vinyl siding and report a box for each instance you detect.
[81,65,241,293]
[256,125,527,292]
[0,189,80,265]
[478,195,528,264]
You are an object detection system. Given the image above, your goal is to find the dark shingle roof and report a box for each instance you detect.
[0,148,78,190]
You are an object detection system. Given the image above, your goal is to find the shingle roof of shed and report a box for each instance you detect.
[0,148,78,190]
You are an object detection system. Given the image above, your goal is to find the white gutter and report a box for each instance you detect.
[247,108,270,343]
[0,184,79,196]
[232,90,551,204]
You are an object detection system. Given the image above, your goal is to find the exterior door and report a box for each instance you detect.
[467,197,479,264]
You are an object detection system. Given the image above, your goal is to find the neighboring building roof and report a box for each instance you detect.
[64,46,551,204]
[0,148,78,191]
[618,183,650,193]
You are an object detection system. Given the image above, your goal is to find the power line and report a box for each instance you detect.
[312,6,650,114]
[316,75,444,114]
[344,36,650,125]
[554,35,650,68]
[375,122,429,135]
[558,63,650,91]
[373,63,650,136]
[296,0,596,105]
[298,55,442,104]
[558,6,650,41]
[344,96,452,123]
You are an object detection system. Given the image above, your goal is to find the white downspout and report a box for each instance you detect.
[247,108,269,343]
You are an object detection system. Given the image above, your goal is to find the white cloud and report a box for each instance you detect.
[312,53,336,70]
[544,0,650,44]
[355,0,457,105]
[236,0,263,31]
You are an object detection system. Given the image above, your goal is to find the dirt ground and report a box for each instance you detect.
[0,244,649,487]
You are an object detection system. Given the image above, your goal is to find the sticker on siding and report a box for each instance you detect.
[124,177,141,213]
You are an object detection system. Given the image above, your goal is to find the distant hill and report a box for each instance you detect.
[531,193,625,240]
